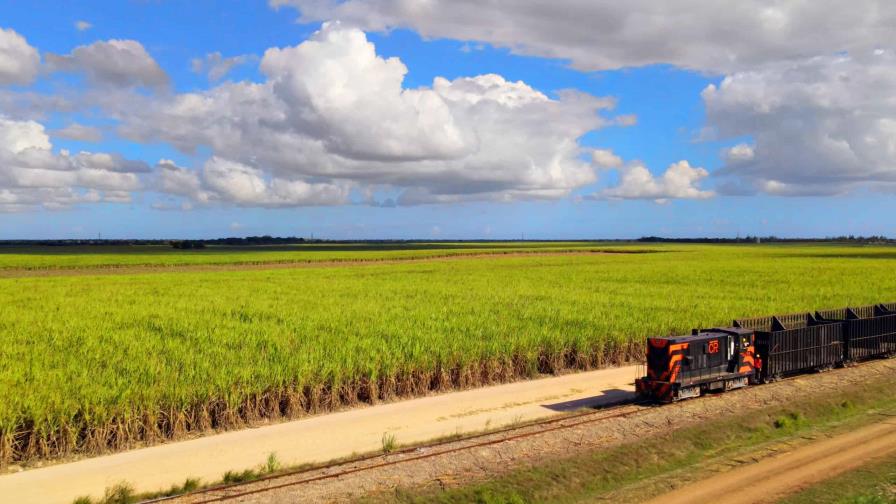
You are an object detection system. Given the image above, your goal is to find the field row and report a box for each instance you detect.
[0,242,638,270]
[1,244,895,464]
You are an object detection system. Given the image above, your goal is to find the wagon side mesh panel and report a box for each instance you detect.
[845,314,896,360]
[734,312,812,332]
[812,305,896,360]
[753,323,843,378]
[817,305,877,320]
[880,302,896,312]
[853,305,878,319]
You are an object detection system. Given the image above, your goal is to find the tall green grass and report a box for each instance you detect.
[1,244,895,464]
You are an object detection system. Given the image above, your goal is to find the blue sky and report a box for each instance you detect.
[0,1,894,239]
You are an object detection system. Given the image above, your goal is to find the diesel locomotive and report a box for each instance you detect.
[636,303,896,402]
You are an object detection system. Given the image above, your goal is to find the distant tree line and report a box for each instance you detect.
[203,236,306,245]
[170,240,206,249]
[636,235,894,244]
[0,235,892,248]
[0,236,309,248]
[172,235,314,248]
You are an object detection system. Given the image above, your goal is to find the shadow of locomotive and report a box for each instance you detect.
[541,388,635,412]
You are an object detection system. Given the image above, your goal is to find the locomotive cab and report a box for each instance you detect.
[636,327,758,402]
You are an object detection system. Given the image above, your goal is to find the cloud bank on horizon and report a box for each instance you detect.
[0,1,894,215]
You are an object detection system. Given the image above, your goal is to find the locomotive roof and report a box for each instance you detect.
[650,327,752,343]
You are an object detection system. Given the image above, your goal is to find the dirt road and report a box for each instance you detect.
[0,366,638,504]
[647,418,896,504]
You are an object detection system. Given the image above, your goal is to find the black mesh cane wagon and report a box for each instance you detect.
[815,304,896,361]
[733,312,844,382]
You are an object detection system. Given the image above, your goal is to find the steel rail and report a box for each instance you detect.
[145,399,653,503]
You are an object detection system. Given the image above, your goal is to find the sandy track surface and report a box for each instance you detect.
[0,366,638,504]
[0,250,637,278]
[647,418,896,504]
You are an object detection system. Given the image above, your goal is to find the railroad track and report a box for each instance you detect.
[144,361,860,503]
[145,398,655,503]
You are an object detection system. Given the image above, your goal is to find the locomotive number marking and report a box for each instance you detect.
[708,340,719,354]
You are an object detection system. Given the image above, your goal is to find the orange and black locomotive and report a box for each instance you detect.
[636,303,896,402]
[636,327,758,402]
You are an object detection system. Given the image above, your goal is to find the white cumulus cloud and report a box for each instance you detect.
[46,39,169,90]
[201,156,350,207]
[704,50,896,196]
[0,117,147,212]
[156,159,210,203]
[120,23,615,207]
[0,27,40,85]
[271,0,896,74]
[592,149,623,168]
[596,160,714,203]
